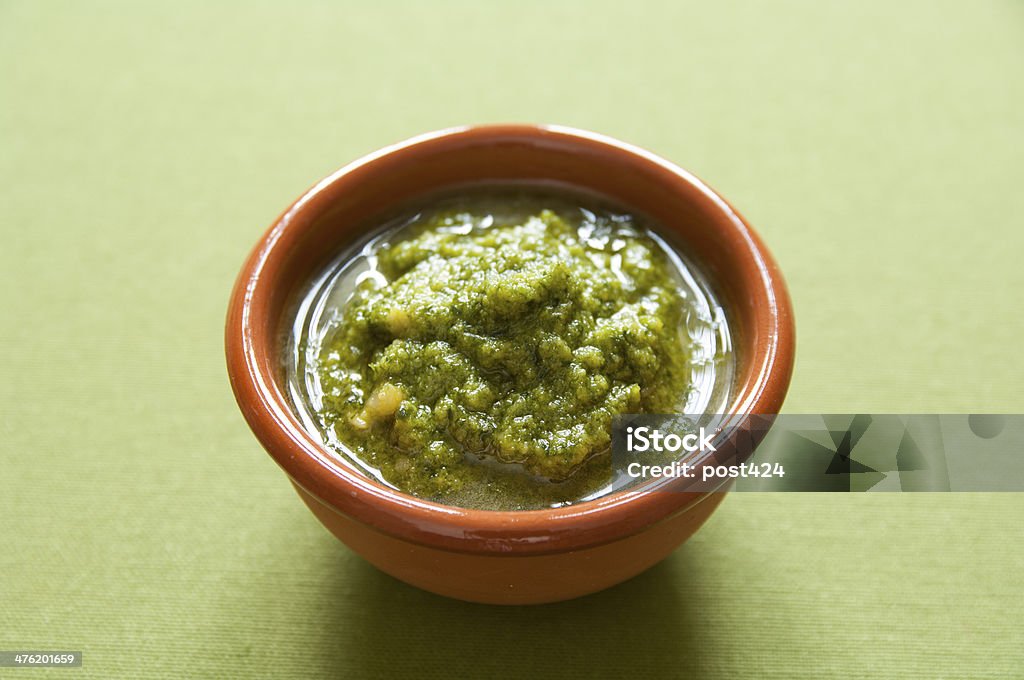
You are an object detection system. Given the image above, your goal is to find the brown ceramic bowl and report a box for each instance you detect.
[225,124,795,605]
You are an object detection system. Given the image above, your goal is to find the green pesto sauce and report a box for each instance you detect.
[307,192,695,509]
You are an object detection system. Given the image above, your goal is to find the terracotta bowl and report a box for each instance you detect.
[225,125,795,605]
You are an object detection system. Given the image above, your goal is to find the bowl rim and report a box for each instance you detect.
[225,124,795,556]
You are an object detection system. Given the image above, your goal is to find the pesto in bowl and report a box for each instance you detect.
[288,188,732,510]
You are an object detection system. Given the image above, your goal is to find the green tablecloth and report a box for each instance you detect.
[2,1,1022,677]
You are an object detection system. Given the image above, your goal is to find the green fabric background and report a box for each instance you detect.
[2,1,1022,677]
